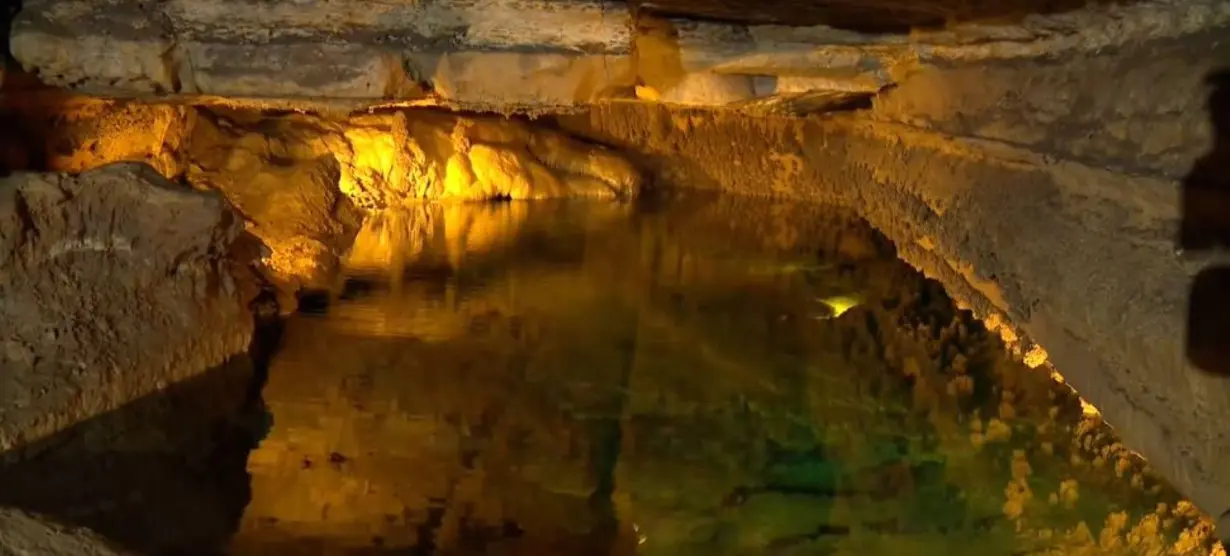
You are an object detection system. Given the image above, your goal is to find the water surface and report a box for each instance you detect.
[230,196,1217,555]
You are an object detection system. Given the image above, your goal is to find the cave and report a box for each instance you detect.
[1,0,1229,554]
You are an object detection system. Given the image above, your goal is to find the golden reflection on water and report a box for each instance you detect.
[231,198,1221,556]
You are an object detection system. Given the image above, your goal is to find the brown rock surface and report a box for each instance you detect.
[0,95,191,177]
[10,0,1229,111]
[0,162,256,453]
[0,507,133,556]
[9,0,632,107]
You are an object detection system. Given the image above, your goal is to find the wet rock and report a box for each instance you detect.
[0,162,255,453]
[0,507,134,556]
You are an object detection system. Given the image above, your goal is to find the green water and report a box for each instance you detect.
[233,196,1216,556]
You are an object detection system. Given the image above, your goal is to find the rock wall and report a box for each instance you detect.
[0,95,191,177]
[0,97,643,305]
[0,508,134,556]
[12,0,1229,112]
[0,163,256,453]
[181,108,640,299]
[554,47,1230,525]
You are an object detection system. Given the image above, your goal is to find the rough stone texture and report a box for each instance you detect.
[13,0,1228,111]
[554,98,1230,522]
[408,51,635,108]
[10,0,632,106]
[180,107,640,300]
[870,28,1230,179]
[185,111,364,297]
[0,162,255,453]
[0,507,133,556]
[0,95,191,176]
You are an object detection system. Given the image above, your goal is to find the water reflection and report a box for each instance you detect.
[235,196,1220,555]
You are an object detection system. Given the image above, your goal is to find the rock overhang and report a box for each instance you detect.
[11,0,1230,113]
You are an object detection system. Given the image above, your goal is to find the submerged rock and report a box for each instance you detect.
[0,162,256,453]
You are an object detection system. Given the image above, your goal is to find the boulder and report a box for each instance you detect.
[0,163,255,453]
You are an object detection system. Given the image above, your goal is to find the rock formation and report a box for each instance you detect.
[0,163,256,453]
[182,108,640,298]
[5,0,1230,548]
[0,508,134,556]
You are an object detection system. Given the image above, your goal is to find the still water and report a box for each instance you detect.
[230,196,1217,556]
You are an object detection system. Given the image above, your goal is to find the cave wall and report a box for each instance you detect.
[552,24,1230,520]
[13,0,1229,113]
[5,0,1230,538]
[0,96,189,177]
[0,507,134,556]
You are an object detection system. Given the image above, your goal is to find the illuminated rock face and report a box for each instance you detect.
[179,108,641,296]
[185,109,641,208]
[0,98,643,302]
[0,95,190,177]
[0,163,256,454]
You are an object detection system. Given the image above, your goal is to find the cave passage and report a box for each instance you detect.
[0,93,1220,554]
[224,195,1209,555]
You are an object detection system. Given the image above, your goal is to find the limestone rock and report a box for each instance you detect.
[185,112,363,296]
[0,95,190,176]
[0,507,134,556]
[410,51,635,108]
[870,27,1230,178]
[188,109,641,208]
[0,162,255,453]
[10,0,175,96]
[656,73,757,107]
[180,42,406,100]
[11,0,630,106]
[13,0,1229,112]
[182,108,639,298]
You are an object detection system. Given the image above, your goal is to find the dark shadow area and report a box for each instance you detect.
[0,0,17,51]
[1184,70,1230,379]
[632,0,1136,33]
[0,359,256,554]
[0,0,114,176]
[0,88,90,175]
[0,299,283,555]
